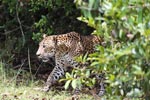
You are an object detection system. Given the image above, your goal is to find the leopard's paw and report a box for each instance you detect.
[98,90,105,97]
[71,94,79,100]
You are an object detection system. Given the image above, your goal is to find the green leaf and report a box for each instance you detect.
[119,29,123,38]
[137,8,143,23]
[90,62,99,66]
[144,29,150,37]
[71,79,77,89]
[110,74,115,81]
[92,78,96,85]
[65,72,71,79]
[89,0,95,9]
[85,70,90,78]
[64,80,71,90]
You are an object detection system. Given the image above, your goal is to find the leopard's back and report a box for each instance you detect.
[56,32,102,56]
[79,34,102,54]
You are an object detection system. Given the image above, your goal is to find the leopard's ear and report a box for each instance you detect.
[53,36,57,46]
[43,34,47,38]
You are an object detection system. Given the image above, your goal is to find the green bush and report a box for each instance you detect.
[63,0,150,99]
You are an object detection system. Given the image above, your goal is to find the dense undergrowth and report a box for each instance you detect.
[64,0,150,100]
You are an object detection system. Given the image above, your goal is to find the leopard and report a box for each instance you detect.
[36,32,105,96]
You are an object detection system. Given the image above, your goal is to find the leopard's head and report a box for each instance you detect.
[36,34,57,62]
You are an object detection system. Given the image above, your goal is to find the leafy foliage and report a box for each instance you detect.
[62,0,150,99]
[1,0,150,99]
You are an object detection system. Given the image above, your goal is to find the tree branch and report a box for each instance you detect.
[16,0,25,45]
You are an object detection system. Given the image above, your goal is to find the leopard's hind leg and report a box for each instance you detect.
[96,73,106,96]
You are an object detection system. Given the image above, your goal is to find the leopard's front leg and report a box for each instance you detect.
[42,61,65,92]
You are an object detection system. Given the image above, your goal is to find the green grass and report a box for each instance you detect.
[0,82,94,100]
[0,63,94,100]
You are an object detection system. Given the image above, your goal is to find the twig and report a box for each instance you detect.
[22,25,32,29]
[16,0,25,45]
[28,48,34,81]
[33,62,42,77]
[0,27,20,35]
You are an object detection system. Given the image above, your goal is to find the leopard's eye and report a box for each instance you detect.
[43,45,46,48]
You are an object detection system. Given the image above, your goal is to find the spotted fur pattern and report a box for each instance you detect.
[36,32,104,95]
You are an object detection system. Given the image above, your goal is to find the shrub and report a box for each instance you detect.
[63,0,150,99]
